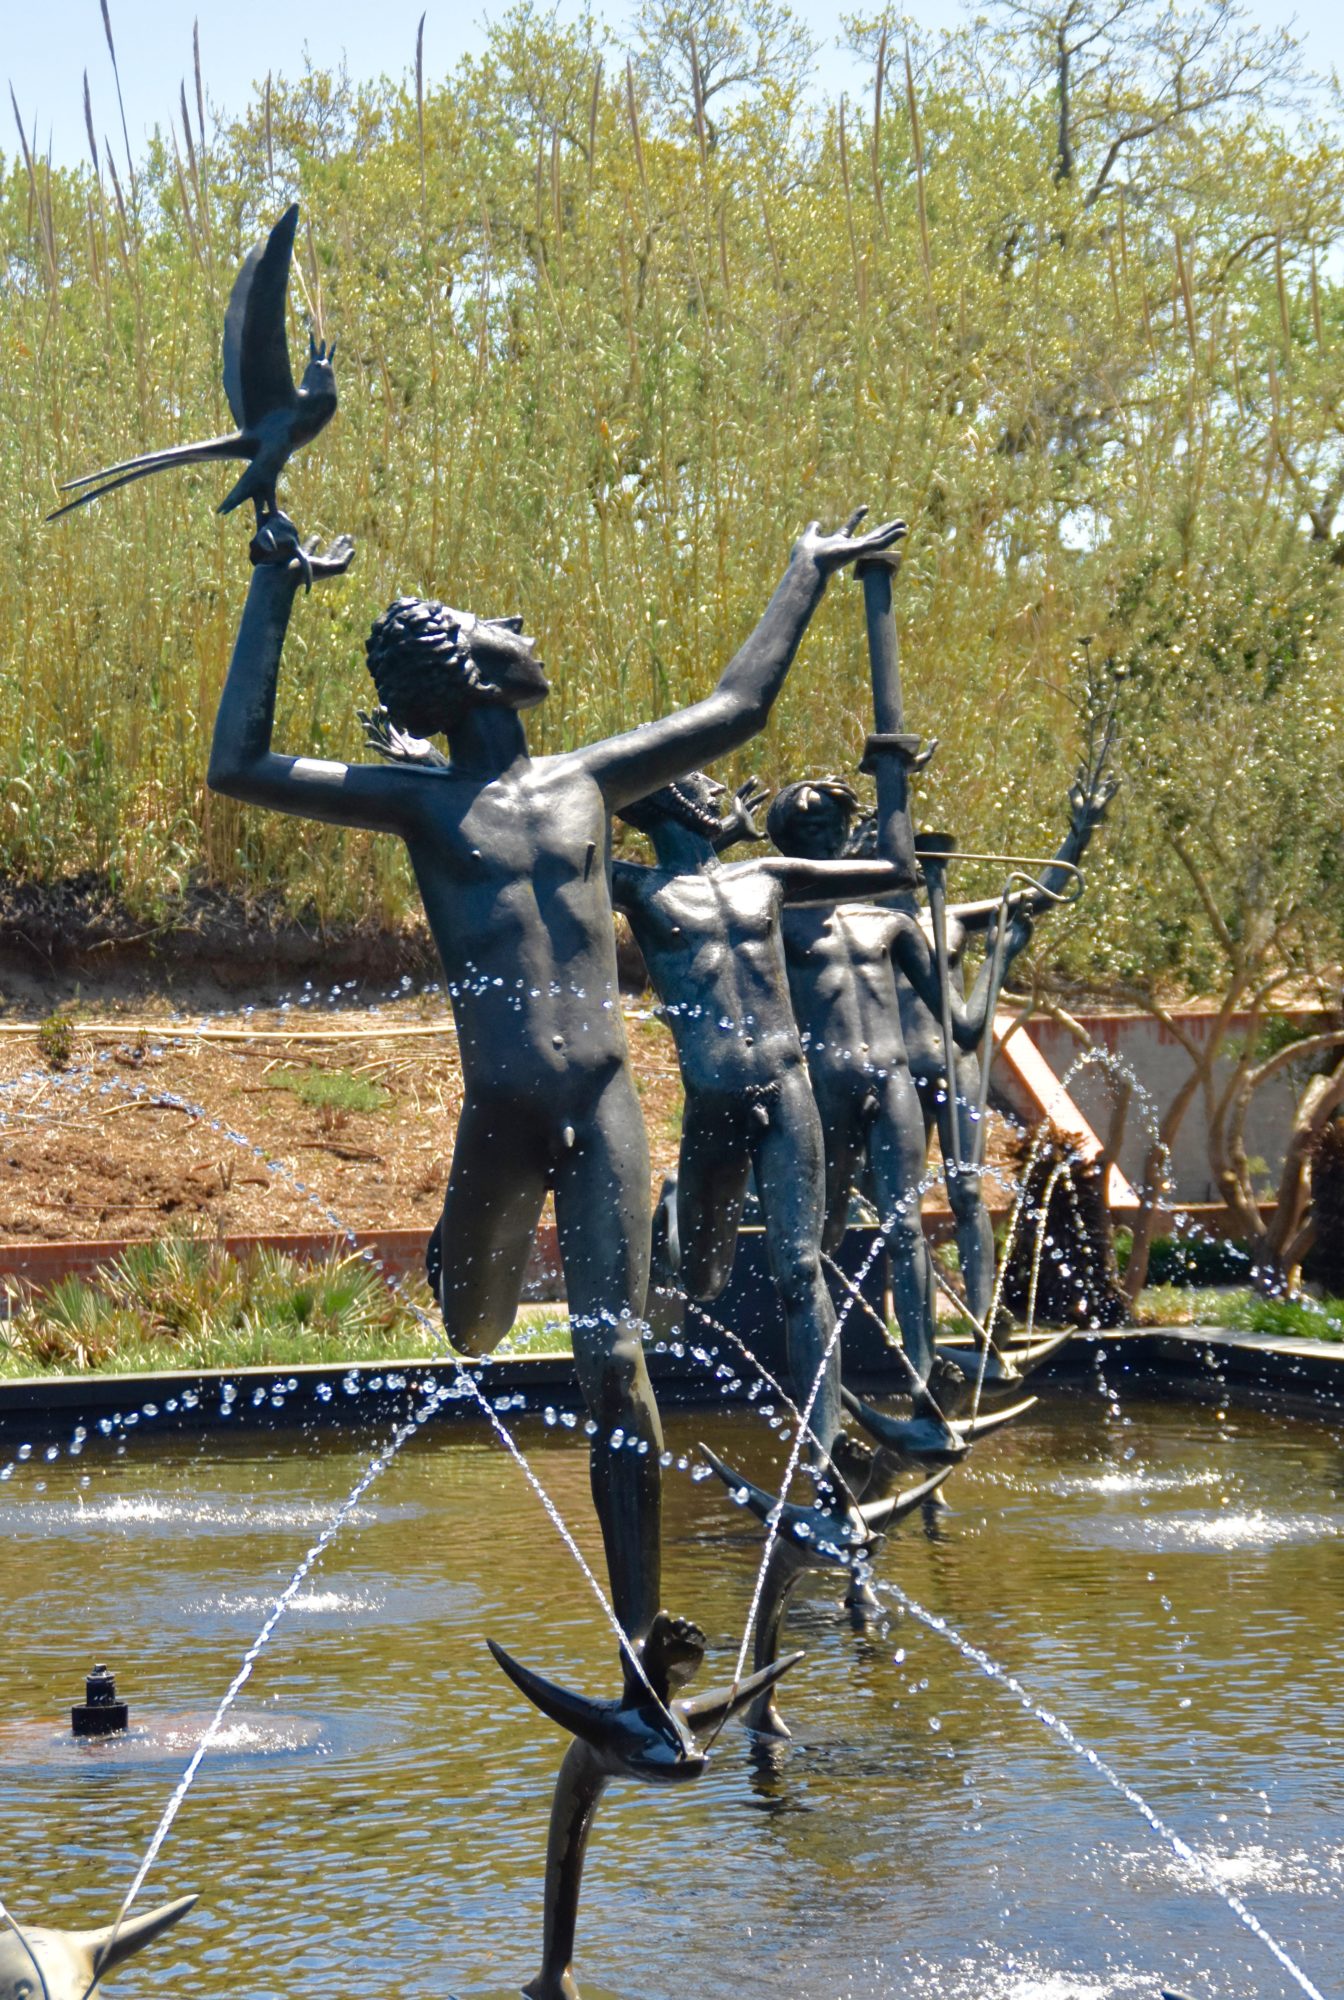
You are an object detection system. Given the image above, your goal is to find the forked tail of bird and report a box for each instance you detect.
[47,436,241,521]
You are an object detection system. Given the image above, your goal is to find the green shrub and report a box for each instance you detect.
[1227,1291,1344,1344]
[35,1011,77,1070]
[1145,1235,1253,1288]
[0,1241,572,1376]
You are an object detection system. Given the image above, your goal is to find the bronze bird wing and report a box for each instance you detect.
[222,202,300,431]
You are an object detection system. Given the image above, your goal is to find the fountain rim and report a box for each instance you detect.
[2,1323,1343,1442]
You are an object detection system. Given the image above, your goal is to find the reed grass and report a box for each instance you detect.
[2,8,1341,993]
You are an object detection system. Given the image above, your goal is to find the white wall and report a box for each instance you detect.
[1015,1010,1324,1207]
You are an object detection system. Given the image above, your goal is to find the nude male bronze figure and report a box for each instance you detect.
[207,505,904,1648]
[612,771,911,1456]
[768,780,1032,1412]
[895,771,1117,1327]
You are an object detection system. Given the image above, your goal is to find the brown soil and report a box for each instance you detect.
[0,1000,686,1246]
[1,981,1020,1253]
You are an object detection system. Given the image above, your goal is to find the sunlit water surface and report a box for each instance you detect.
[3,1385,1341,2000]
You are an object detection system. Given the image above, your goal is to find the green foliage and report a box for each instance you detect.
[1133,1280,1344,1340]
[35,1009,77,1069]
[496,1309,575,1356]
[0,1239,572,1375]
[1144,1234,1254,1286]
[270,1065,392,1117]
[1,0,1341,986]
[1224,1014,1322,1067]
[1227,1289,1344,1343]
[1136,1272,1344,1336]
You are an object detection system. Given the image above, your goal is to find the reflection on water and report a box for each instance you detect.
[3,1388,1342,1999]
[1066,1507,1342,1553]
[1111,1837,1344,1898]
[1040,1467,1225,1497]
[0,1492,419,1535]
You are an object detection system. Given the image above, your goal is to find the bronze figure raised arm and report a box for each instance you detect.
[896,765,1118,1329]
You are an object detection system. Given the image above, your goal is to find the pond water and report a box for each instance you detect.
[2,1380,1342,2000]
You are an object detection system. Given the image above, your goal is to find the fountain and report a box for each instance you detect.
[5,1388,1342,1996]
[70,1666,128,1741]
[7,196,1338,2000]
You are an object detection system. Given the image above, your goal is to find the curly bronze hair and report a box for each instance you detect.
[765,776,862,852]
[365,596,483,738]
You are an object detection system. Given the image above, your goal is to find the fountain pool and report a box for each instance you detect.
[2,1381,1340,2000]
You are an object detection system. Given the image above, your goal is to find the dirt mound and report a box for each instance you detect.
[0,878,438,1010]
[0,1002,685,1249]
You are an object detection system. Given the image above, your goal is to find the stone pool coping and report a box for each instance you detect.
[1,1324,1341,1438]
[1050,1321,1344,1415]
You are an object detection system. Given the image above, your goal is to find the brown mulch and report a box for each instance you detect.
[0,996,1020,1251]
[0,1001,686,1246]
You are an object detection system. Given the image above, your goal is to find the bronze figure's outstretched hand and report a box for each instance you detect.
[1069,767,1120,830]
[996,907,1035,962]
[249,512,355,591]
[710,776,771,852]
[797,508,907,576]
[48,204,336,530]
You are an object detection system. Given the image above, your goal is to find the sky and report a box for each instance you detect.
[6,0,1342,171]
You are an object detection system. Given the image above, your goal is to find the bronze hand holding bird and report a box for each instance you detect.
[49,203,335,529]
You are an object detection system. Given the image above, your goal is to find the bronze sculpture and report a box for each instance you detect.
[769,778,1032,1419]
[612,770,914,1458]
[700,1445,951,1736]
[206,503,903,1648]
[491,1613,801,1998]
[895,771,1119,1331]
[0,1895,197,2000]
[32,187,1168,2000]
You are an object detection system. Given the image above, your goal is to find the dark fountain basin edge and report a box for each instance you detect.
[1,1325,1342,1440]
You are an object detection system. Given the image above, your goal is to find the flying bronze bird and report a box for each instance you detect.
[48,203,335,527]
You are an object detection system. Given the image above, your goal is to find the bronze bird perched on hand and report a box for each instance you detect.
[48,203,335,528]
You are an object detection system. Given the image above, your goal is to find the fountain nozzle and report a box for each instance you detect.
[72,1663,129,1738]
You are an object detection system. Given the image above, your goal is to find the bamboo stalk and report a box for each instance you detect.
[626,58,648,201]
[192,18,207,153]
[99,0,137,205]
[1173,231,1197,357]
[586,56,603,194]
[688,28,709,172]
[1274,231,1291,348]
[838,98,861,296]
[82,73,100,181]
